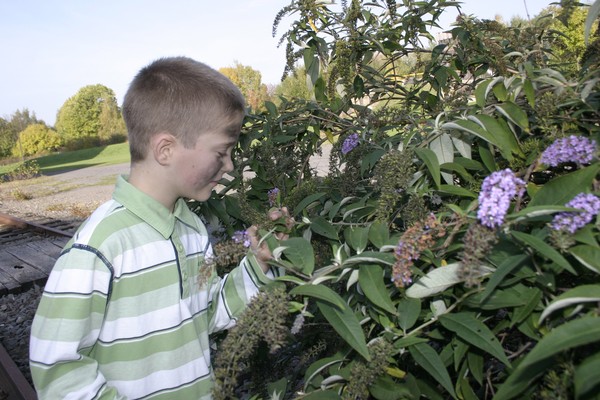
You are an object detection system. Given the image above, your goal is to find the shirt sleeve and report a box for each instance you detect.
[29,245,126,400]
[207,252,276,333]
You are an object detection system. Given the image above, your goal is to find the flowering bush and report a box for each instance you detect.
[195,1,600,399]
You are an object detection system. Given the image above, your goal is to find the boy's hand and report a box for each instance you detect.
[247,207,294,273]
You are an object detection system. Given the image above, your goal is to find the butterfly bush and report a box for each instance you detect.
[268,187,280,207]
[232,230,251,248]
[341,133,359,154]
[477,169,526,228]
[551,193,600,234]
[540,135,597,166]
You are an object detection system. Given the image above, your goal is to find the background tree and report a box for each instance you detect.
[273,65,314,102]
[55,84,126,150]
[0,108,44,159]
[219,62,270,112]
[12,123,61,157]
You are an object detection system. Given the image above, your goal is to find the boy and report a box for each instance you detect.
[29,57,280,399]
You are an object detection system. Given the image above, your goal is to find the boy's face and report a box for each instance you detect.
[170,111,243,202]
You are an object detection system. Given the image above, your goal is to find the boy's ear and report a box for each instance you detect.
[152,132,177,165]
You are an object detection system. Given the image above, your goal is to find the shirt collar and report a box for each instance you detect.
[112,175,199,239]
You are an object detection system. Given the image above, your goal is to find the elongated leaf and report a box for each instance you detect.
[343,251,396,266]
[358,265,396,314]
[451,136,472,158]
[468,114,522,159]
[415,147,441,188]
[409,343,457,399]
[511,231,575,274]
[310,216,339,240]
[439,313,511,367]
[539,284,600,323]
[569,245,600,273]
[475,78,493,108]
[345,226,370,253]
[442,120,501,149]
[438,184,477,198]
[277,237,315,275]
[406,263,472,298]
[481,254,528,302]
[290,284,347,310]
[575,352,600,398]
[495,102,529,131]
[317,300,370,361]
[293,192,326,216]
[495,317,600,400]
[506,205,577,223]
[430,133,454,185]
[529,164,600,206]
[397,297,421,331]
[368,221,390,249]
[585,0,600,43]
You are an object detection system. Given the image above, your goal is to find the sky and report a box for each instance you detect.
[0,0,559,126]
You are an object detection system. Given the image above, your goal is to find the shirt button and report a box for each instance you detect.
[176,244,184,252]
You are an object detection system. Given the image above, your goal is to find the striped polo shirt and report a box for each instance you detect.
[30,175,273,399]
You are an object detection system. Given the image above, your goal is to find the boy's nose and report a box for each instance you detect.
[222,155,234,173]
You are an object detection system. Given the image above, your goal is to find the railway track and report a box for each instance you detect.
[0,212,78,400]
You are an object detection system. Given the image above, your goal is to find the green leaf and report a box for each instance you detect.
[415,147,441,188]
[495,316,600,400]
[523,78,535,107]
[343,251,396,267]
[290,284,347,310]
[511,231,576,274]
[468,114,522,159]
[569,245,600,273]
[369,221,390,249]
[409,343,457,399]
[397,297,421,331]
[406,263,475,298]
[293,192,326,216]
[478,145,497,173]
[277,237,315,275]
[369,375,408,400]
[506,205,578,223]
[310,216,339,240]
[317,301,371,361]
[439,313,511,367]
[438,184,477,198]
[430,133,454,185]
[529,164,600,206]
[440,162,475,183]
[539,284,600,323]
[442,120,501,149]
[575,352,600,399]
[481,254,528,302]
[344,226,370,253]
[475,79,493,108]
[495,102,529,131]
[358,265,396,314]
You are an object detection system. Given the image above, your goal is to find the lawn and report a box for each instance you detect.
[0,142,130,176]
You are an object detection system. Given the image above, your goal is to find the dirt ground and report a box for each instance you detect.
[0,163,130,221]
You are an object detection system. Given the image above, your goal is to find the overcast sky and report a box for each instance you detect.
[1,0,560,126]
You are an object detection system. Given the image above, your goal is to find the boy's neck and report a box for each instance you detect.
[129,162,177,212]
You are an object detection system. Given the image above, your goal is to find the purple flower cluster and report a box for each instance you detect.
[540,135,597,167]
[551,193,600,234]
[341,133,359,155]
[477,169,526,228]
[268,187,280,207]
[232,230,251,248]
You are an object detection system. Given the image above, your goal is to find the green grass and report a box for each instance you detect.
[0,142,130,175]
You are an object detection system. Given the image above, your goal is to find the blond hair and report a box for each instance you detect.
[123,57,245,162]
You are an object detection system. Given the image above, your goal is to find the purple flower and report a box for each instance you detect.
[551,193,600,233]
[341,133,359,154]
[477,169,526,228]
[232,230,251,248]
[540,135,597,167]
[268,187,280,207]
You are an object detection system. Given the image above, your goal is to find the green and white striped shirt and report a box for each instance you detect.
[30,176,273,399]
